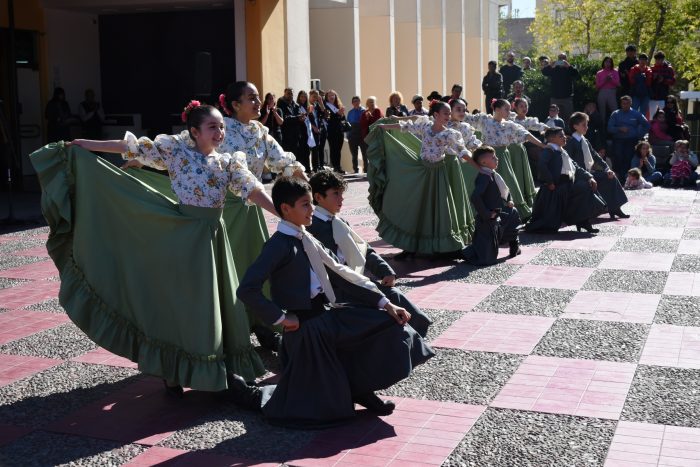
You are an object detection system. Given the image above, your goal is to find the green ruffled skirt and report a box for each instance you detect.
[31,144,265,391]
[494,146,532,220]
[507,143,537,211]
[366,122,474,254]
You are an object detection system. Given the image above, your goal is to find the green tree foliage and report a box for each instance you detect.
[529,0,700,85]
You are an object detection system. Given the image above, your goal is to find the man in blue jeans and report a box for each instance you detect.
[607,96,650,180]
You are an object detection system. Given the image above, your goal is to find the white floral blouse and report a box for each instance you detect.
[122,131,262,208]
[463,113,531,147]
[446,121,482,150]
[508,112,549,132]
[399,116,471,163]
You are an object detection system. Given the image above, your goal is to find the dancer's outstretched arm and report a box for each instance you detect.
[70,139,127,153]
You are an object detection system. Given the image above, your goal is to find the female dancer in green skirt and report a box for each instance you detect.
[464,99,546,220]
[369,100,478,259]
[446,98,483,198]
[33,102,276,395]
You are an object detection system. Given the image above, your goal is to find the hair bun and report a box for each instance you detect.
[181,100,202,123]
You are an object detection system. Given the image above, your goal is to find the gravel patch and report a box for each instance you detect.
[588,224,628,237]
[583,269,669,294]
[0,323,97,360]
[474,286,575,317]
[0,362,139,427]
[357,218,379,227]
[0,254,45,271]
[160,404,313,461]
[612,238,680,253]
[442,263,522,285]
[0,277,30,290]
[421,308,465,342]
[380,349,523,405]
[530,249,606,268]
[344,205,375,216]
[632,216,688,228]
[23,298,65,314]
[622,365,700,428]
[517,232,554,247]
[671,254,700,272]
[0,226,50,238]
[0,237,47,256]
[0,431,145,467]
[533,319,649,362]
[654,295,700,326]
[444,408,616,467]
[682,228,700,239]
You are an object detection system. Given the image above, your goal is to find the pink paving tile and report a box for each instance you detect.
[639,324,700,369]
[622,226,685,240]
[0,309,69,345]
[0,260,59,280]
[685,215,700,228]
[46,377,219,446]
[71,347,138,369]
[0,236,19,245]
[11,245,50,257]
[491,356,636,419]
[663,272,700,296]
[561,291,660,323]
[504,265,594,290]
[604,422,700,466]
[288,398,486,467]
[0,354,62,387]
[599,252,675,271]
[368,239,402,257]
[496,246,544,264]
[642,204,692,215]
[0,424,33,447]
[124,447,280,467]
[431,312,554,354]
[0,279,61,309]
[405,282,497,311]
[549,236,619,251]
[678,239,700,255]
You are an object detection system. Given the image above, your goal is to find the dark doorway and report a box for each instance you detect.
[99,8,236,137]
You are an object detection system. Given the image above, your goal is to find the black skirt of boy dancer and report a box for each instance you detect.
[462,146,521,266]
[526,128,607,234]
[232,177,434,428]
[307,170,432,337]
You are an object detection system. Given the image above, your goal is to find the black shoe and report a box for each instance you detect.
[576,222,600,234]
[509,240,522,258]
[253,325,282,352]
[353,392,395,415]
[393,251,415,261]
[226,373,263,411]
[609,209,630,219]
[163,380,184,399]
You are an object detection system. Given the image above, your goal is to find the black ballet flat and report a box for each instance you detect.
[163,380,184,399]
[576,223,600,234]
[353,392,395,415]
[509,240,521,258]
[609,209,631,220]
[393,251,415,261]
[226,373,263,411]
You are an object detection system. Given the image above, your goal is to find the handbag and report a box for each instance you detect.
[341,119,352,132]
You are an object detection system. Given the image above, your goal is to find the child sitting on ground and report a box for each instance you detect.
[631,141,664,186]
[307,170,431,337]
[232,176,434,428]
[624,168,653,190]
[462,146,521,265]
[669,140,699,188]
[544,104,565,130]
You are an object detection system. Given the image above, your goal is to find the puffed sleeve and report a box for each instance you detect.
[399,115,431,138]
[514,116,548,132]
[448,130,472,160]
[121,131,174,170]
[225,151,265,204]
[459,122,482,150]
[505,121,531,144]
[462,113,489,132]
[259,123,304,176]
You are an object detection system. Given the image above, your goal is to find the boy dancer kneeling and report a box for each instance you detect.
[232,177,434,428]
[462,146,521,265]
[307,170,432,337]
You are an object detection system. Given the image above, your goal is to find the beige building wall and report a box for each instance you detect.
[445,0,465,94]
[420,0,445,95]
[359,0,395,104]
[394,0,421,99]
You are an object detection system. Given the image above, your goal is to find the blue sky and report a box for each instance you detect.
[511,0,536,18]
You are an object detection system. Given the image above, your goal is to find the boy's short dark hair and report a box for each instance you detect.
[544,127,564,140]
[351,96,360,102]
[309,170,348,204]
[549,104,559,111]
[639,53,649,61]
[626,44,637,52]
[654,51,665,60]
[569,111,589,129]
[272,176,311,216]
[472,146,496,165]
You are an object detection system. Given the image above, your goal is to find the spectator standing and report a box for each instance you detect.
[259,92,283,144]
[522,57,532,71]
[584,102,606,153]
[296,90,313,173]
[618,45,639,98]
[308,89,327,172]
[324,89,347,173]
[595,57,620,121]
[482,61,503,114]
[442,84,463,103]
[541,53,579,124]
[607,95,650,179]
[359,96,383,163]
[278,87,303,154]
[538,56,550,69]
[650,51,676,117]
[346,96,366,174]
[409,95,429,116]
[385,92,409,118]
[78,89,104,140]
[45,87,72,143]
[507,80,530,106]
[629,53,653,117]
[500,52,523,97]
[663,96,690,140]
